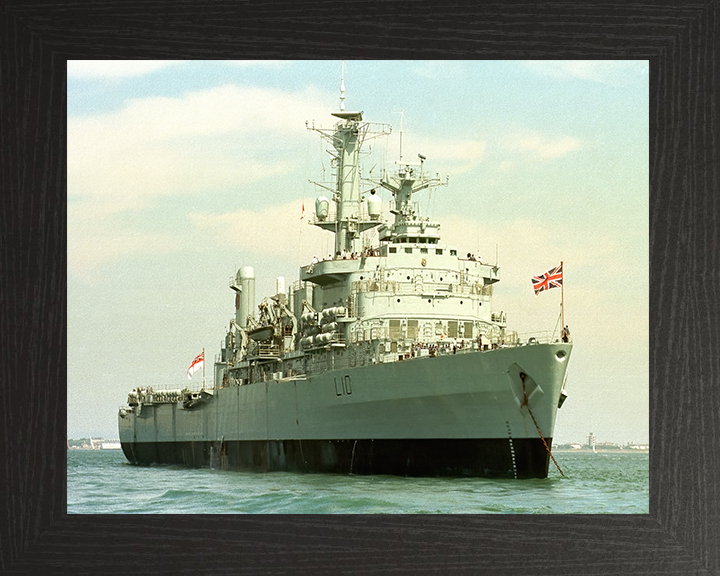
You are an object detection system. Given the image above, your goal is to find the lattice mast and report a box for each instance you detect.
[307,65,391,254]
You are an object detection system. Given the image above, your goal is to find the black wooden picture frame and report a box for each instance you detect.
[1,2,717,574]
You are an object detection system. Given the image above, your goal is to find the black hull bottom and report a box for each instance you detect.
[121,438,553,479]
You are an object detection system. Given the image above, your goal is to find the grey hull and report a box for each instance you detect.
[119,344,569,478]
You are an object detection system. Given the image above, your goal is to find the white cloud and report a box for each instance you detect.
[67,83,337,276]
[68,60,181,79]
[68,215,179,282]
[68,199,331,280]
[393,132,486,174]
[499,130,583,160]
[189,201,329,260]
[69,84,328,147]
[68,84,332,213]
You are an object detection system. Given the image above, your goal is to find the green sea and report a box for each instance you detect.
[67,449,648,514]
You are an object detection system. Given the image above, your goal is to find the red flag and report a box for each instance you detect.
[301,203,305,220]
[187,351,204,379]
[532,263,563,295]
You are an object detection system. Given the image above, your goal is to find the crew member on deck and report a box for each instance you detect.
[562,325,570,342]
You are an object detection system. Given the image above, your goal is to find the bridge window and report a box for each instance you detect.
[464,321,474,338]
[407,319,419,338]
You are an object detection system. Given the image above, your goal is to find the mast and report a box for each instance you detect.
[339,61,345,112]
[398,109,404,162]
[307,68,391,254]
[377,153,447,243]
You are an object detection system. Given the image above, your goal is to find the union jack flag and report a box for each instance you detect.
[532,263,563,295]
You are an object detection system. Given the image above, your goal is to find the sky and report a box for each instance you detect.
[67,60,649,445]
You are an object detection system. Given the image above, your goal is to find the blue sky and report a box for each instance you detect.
[67,60,648,444]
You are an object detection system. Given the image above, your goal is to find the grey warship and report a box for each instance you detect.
[118,90,572,479]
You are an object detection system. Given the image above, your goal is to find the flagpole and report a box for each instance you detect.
[202,347,206,389]
[561,260,565,333]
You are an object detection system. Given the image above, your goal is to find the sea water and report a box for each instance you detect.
[67,449,648,514]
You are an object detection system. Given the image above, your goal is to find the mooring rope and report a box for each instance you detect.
[520,372,565,477]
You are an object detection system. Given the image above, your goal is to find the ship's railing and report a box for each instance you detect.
[257,342,281,357]
[308,201,379,227]
[349,327,528,347]
[348,326,388,343]
[372,329,560,362]
[352,279,491,296]
[126,383,209,406]
[514,330,563,345]
[349,330,522,349]
[445,329,564,350]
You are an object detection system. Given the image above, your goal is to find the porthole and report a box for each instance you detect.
[556,350,567,361]
[397,299,401,303]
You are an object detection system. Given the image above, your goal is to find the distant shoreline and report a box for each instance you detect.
[552,448,649,453]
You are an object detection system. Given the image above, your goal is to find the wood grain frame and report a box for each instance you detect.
[1,2,717,574]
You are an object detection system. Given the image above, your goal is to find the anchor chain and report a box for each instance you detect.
[520,372,565,477]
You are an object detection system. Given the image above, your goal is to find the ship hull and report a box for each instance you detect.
[121,437,551,478]
[119,343,570,478]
